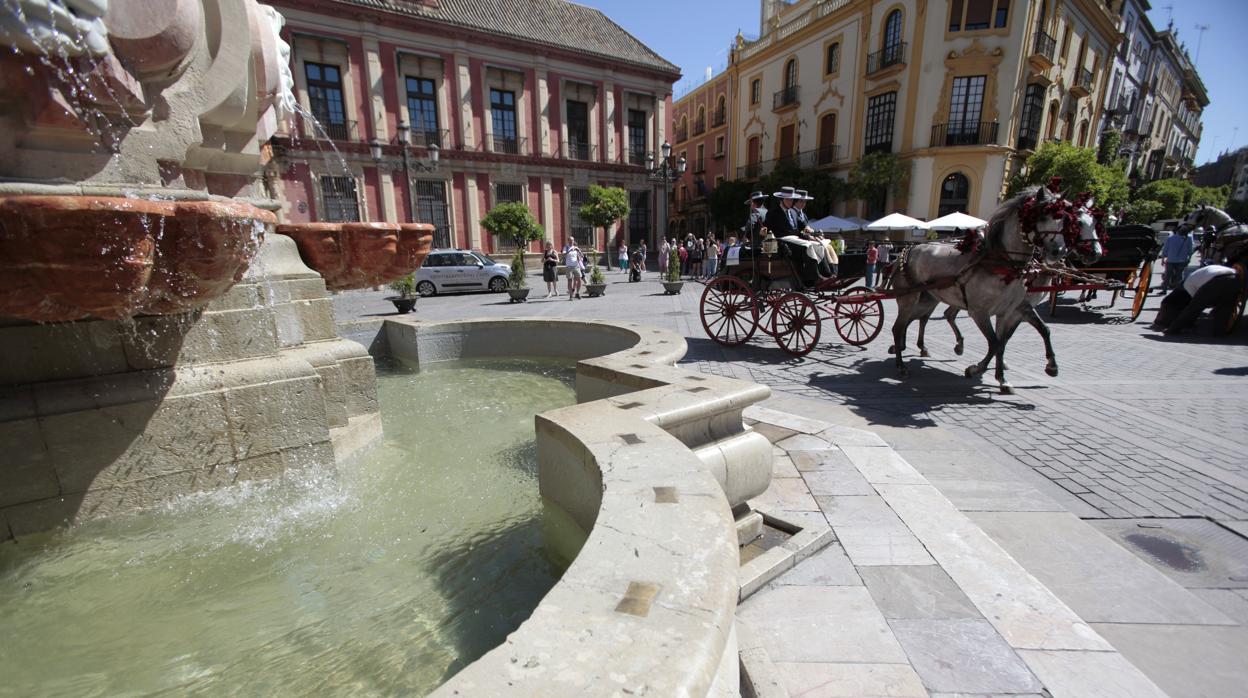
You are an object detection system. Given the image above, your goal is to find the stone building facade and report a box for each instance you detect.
[267,0,680,254]
[673,0,1122,223]
[669,74,733,238]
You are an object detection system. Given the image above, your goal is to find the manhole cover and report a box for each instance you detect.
[1123,533,1205,572]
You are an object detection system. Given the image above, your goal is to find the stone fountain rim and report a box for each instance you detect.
[0,182,280,210]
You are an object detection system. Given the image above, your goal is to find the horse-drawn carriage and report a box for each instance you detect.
[699,241,883,357]
[1030,224,1159,321]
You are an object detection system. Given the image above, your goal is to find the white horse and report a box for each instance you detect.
[889,186,1071,394]
[1184,205,1248,263]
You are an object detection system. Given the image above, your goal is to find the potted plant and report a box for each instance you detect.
[585,259,606,297]
[578,185,629,298]
[480,201,544,303]
[662,246,683,294]
[385,273,418,313]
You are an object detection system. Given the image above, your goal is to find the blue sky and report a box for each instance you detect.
[579,0,1246,166]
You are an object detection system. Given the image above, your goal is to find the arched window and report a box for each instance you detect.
[1077,120,1089,147]
[938,173,970,217]
[696,106,706,134]
[715,95,726,126]
[1045,101,1059,140]
[818,113,838,164]
[883,10,902,52]
[825,42,840,74]
[678,115,688,141]
[784,59,797,90]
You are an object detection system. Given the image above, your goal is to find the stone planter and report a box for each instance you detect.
[507,287,531,303]
[584,282,607,297]
[387,295,417,314]
[0,195,273,322]
[662,281,685,295]
[278,222,434,291]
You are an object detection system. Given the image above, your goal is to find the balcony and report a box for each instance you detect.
[773,85,800,111]
[711,106,726,128]
[490,134,526,155]
[1071,68,1094,98]
[409,128,449,149]
[628,148,647,166]
[674,125,688,142]
[1017,132,1038,152]
[866,42,906,76]
[693,116,706,136]
[304,119,360,142]
[816,144,842,165]
[930,121,999,148]
[563,140,596,161]
[1029,31,1056,71]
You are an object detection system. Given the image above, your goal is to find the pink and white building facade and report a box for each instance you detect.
[267,0,680,253]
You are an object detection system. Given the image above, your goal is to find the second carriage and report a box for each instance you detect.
[699,242,888,356]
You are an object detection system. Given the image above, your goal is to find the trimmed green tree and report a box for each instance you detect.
[480,201,543,289]
[1007,141,1128,212]
[849,152,909,214]
[578,185,630,261]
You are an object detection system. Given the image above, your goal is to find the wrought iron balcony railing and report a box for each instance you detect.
[866,42,906,75]
[563,140,596,161]
[693,117,706,135]
[930,121,999,147]
[629,148,647,166]
[409,128,449,149]
[816,144,841,165]
[773,85,800,110]
[674,125,688,142]
[304,119,360,142]
[711,106,726,128]
[1032,31,1056,63]
[1075,67,1095,92]
[490,135,526,155]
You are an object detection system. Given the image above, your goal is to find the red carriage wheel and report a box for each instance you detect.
[756,289,787,337]
[1130,261,1153,321]
[833,286,885,346]
[771,293,821,357]
[700,276,758,347]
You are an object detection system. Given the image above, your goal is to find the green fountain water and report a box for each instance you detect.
[0,358,576,696]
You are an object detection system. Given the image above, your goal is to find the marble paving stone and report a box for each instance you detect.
[817,425,887,447]
[777,433,836,452]
[751,421,799,445]
[890,619,1043,695]
[834,525,935,566]
[841,446,928,485]
[816,495,905,528]
[1089,622,1248,698]
[751,477,821,513]
[858,565,981,620]
[802,467,875,496]
[791,448,854,471]
[894,449,1013,481]
[1222,520,1248,539]
[772,454,801,478]
[876,483,1112,651]
[1018,649,1168,698]
[1192,588,1248,625]
[737,585,909,664]
[970,511,1233,626]
[927,478,1066,512]
[771,662,927,698]
[744,405,831,435]
[772,542,861,587]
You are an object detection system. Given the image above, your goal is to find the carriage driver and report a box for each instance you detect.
[741,190,769,246]
[764,186,832,285]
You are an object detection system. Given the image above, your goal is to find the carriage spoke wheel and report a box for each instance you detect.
[756,289,787,337]
[1130,261,1153,321]
[699,276,758,347]
[833,286,885,346]
[771,293,821,357]
[1227,263,1248,334]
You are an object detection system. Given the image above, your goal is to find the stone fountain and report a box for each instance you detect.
[0,0,428,538]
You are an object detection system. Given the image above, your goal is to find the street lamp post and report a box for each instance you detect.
[646,141,686,248]
[372,122,440,224]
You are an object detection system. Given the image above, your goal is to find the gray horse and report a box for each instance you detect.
[889,186,1069,394]
[907,197,1104,377]
[1184,205,1248,263]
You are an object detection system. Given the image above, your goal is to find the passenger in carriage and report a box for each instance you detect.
[764,186,831,285]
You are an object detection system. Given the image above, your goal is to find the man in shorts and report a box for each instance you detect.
[564,242,584,300]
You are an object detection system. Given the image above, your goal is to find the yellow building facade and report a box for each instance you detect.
[722,0,1122,221]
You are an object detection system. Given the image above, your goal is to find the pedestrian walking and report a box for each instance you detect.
[705,236,719,278]
[678,240,689,278]
[658,238,669,277]
[691,238,704,278]
[639,241,648,273]
[542,240,559,298]
[1160,226,1195,292]
[864,242,879,289]
[564,242,583,300]
[878,241,894,286]
[617,240,628,273]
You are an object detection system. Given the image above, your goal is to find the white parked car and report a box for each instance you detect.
[414,249,511,296]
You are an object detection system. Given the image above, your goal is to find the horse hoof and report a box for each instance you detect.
[920,350,930,358]
[1000,384,1015,395]
[954,343,964,356]
[1045,365,1059,377]
[964,366,978,378]
[887,345,897,354]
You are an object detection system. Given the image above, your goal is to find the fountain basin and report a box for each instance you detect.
[278,222,434,291]
[0,195,272,322]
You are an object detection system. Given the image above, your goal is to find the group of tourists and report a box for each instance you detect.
[1151,226,1246,337]
[657,234,724,280]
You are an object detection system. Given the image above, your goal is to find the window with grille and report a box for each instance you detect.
[1016,83,1044,150]
[628,109,647,164]
[628,191,650,246]
[567,101,589,159]
[864,92,897,154]
[825,43,840,74]
[947,75,987,143]
[319,176,359,222]
[750,79,761,105]
[491,89,518,153]
[883,11,902,51]
[415,179,452,248]
[948,0,1009,31]
[784,59,797,91]
[569,188,593,247]
[305,62,348,140]
[406,77,440,147]
[491,183,526,249]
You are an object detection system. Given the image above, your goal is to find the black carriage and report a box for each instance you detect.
[1030,224,1160,321]
[698,242,885,357]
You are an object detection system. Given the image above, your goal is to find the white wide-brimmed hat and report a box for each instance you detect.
[773,186,799,199]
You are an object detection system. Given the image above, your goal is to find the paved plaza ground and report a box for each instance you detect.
[335,264,1248,696]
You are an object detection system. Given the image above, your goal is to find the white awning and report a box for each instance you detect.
[808,215,861,232]
[926,211,988,231]
[866,213,930,231]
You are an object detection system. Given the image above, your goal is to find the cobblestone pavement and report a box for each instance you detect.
[336,266,1248,525]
